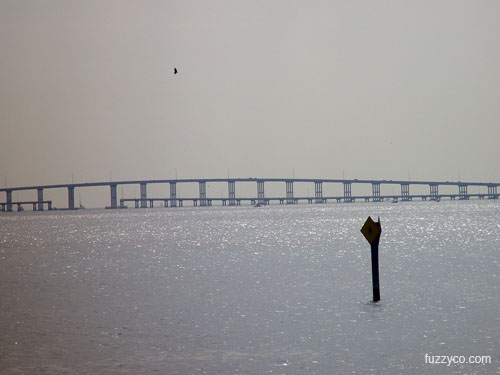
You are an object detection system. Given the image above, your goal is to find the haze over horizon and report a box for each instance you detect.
[1,1,500,206]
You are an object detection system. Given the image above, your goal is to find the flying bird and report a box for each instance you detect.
[174,67,178,74]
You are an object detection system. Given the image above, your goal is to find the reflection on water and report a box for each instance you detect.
[1,201,499,374]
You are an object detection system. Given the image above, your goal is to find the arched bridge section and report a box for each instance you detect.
[1,178,498,211]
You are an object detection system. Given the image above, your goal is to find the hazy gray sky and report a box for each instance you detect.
[1,1,499,205]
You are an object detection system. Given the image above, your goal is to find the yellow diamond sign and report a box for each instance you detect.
[361,216,381,244]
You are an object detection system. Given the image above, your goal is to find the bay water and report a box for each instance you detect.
[1,201,499,374]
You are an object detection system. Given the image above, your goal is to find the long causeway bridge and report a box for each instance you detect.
[1,177,499,212]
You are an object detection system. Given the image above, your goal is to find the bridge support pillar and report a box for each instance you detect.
[314,181,323,203]
[286,181,294,204]
[68,186,75,209]
[401,183,410,201]
[372,183,381,202]
[37,188,44,211]
[110,184,118,208]
[140,183,147,208]
[6,190,13,212]
[459,184,469,200]
[228,180,235,206]
[488,185,498,199]
[429,184,439,201]
[170,182,177,207]
[257,180,265,205]
[344,182,352,202]
[199,181,207,206]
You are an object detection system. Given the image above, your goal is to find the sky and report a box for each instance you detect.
[1,1,500,207]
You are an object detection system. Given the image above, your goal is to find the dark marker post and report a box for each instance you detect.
[370,218,381,301]
[361,216,382,302]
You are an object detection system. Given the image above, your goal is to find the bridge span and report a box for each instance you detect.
[1,178,498,212]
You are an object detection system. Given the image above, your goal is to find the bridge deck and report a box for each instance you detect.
[1,177,498,211]
[1,178,499,192]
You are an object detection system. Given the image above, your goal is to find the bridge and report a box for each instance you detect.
[0,178,498,212]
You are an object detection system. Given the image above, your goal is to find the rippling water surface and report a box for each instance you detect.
[1,201,499,374]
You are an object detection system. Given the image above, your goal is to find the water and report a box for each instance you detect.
[1,201,499,374]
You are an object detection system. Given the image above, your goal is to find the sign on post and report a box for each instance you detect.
[361,216,382,302]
